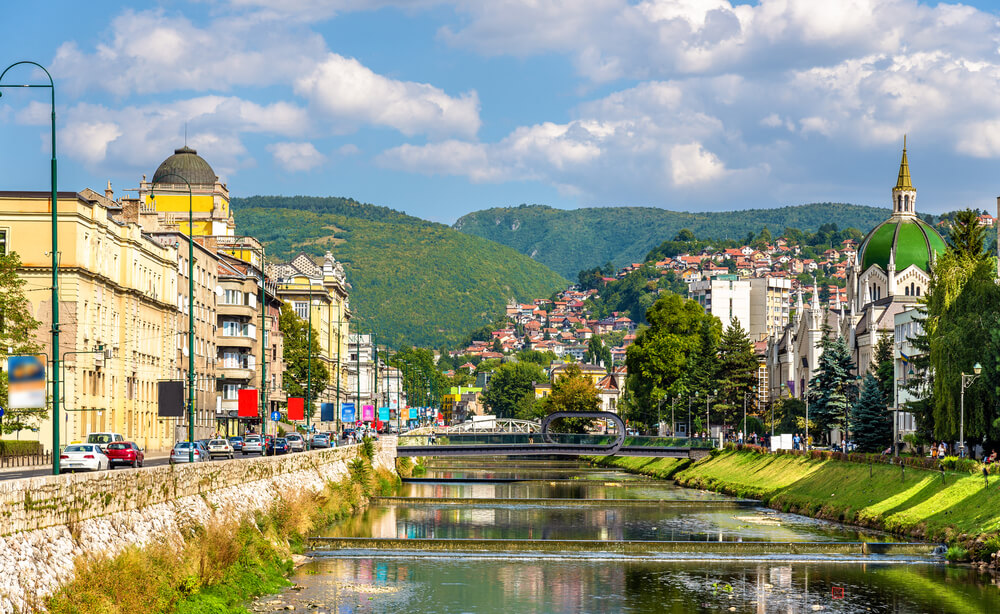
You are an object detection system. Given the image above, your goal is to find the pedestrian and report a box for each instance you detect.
[793,433,800,451]
[939,442,947,458]
[931,442,938,459]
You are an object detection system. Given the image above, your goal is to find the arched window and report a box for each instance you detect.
[916,286,921,296]
[905,286,910,296]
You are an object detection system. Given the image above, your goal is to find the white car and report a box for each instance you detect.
[285,433,305,452]
[86,432,124,453]
[60,444,109,472]
[206,438,235,460]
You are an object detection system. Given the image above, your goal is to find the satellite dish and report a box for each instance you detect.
[215,286,224,297]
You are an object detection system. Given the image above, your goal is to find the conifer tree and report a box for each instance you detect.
[716,317,758,428]
[851,373,891,452]
[807,336,856,442]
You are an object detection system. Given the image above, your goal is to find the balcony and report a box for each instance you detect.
[218,367,254,381]
[217,335,256,350]
[218,303,255,318]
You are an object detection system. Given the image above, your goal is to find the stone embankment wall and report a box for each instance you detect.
[0,438,397,613]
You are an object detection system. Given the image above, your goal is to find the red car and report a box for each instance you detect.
[105,441,145,468]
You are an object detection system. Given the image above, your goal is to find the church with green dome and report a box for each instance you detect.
[844,141,947,372]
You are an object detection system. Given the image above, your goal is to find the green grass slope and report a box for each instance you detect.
[232,196,568,348]
[453,203,890,278]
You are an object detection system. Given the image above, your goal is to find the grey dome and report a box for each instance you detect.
[152,146,217,186]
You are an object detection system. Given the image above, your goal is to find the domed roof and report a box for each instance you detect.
[859,216,945,274]
[152,146,217,186]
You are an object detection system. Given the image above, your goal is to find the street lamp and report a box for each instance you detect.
[1,61,61,474]
[960,362,982,458]
[150,174,195,463]
[706,390,716,444]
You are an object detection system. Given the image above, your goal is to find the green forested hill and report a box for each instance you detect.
[453,203,891,278]
[231,196,568,348]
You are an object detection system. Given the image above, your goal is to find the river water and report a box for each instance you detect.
[255,458,999,613]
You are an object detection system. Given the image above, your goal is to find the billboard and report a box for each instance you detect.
[287,397,304,421]
[362,404,375,422]
[320,402,335,422]
[238,389,258,418]
[378,406,390,422]
[341,402,356,422]
[157,380,184,417]
[409,406,419,420]
[8,355,45,409]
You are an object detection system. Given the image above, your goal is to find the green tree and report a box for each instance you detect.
[716,317,758,428]
[279,302,330,401]
[539,363,600,432]
[625,294,719,428]
[0,252,45,435]
[947,208,987,259]
[584,336,612,371]
[873,332,894,402]
[851,373,891,452]
[481,361,546,418]
[807,335,856,442]
[674,229,695,241]
[516,349,557,367]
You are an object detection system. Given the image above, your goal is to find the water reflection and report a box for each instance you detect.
[287,557,999,613]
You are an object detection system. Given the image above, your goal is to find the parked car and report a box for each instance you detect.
[60,444,109,472]
[285,433,305,452]
[311,433,331,448]
[207,438,235,460]
[169,441,208,464]
[267,437,290,455]
[243,435,264,455]
[86,432,124,452]
[228,436,244,452]
[105,441,144,468]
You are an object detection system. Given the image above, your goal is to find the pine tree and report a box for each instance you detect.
[716,317,758,428]
[807,336,856,442]
[873,332,894,402]
[851,373,891,452]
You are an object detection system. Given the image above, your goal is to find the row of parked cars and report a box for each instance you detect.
[168,432,314,464]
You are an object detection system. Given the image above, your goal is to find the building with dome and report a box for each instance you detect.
[138,145,235,237]
[766,142,947,406]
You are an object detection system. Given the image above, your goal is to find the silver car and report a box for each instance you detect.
[169,441,208,464]
[206,438,234,460]
[311,433,331,448]
[243,435,264,455]
[285,433,305,452]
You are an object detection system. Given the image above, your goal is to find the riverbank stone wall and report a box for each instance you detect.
[0,438,397,613]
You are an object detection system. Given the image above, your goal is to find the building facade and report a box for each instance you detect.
[688,275,751,332]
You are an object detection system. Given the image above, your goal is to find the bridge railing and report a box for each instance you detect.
[397,434,714,449]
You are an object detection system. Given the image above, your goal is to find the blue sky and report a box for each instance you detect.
[3,0,1000,223]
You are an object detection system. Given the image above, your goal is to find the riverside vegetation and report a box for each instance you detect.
[593,448,1000,563]
[43,442,404,614]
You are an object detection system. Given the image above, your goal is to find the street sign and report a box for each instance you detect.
[271,410,281,422]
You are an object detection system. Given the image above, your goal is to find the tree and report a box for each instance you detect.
[872,332,894,402]
[0,252,45,435]
[674,229,695,241]
[279,302,330,402]
[807,335,856,442]
[625,294,719,428]
[491,337,503,353]
[481,361,546,418]
[584,336,612,371]
[539,364,600,432]
[851,373,891,452]
[716,317,758,429]
[947,209,987,259]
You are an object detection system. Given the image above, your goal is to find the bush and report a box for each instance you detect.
[360,437,376,461]
[0,440,42,456]
[945,545,970,562]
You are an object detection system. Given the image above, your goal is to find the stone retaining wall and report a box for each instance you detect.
[0,438,397,613]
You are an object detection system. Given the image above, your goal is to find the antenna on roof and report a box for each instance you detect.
[184,122,188,146]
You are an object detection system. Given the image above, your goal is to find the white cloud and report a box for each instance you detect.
[294,53,480,138]
[669,142,726,186]
[63,122,123,165]
[267,142,326,171]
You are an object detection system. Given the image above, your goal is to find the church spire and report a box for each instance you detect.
[891,136,916,216]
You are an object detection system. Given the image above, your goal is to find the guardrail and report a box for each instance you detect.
[398,434,714,448]
[0,452,52,468]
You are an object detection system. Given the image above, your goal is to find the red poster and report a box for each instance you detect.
[238,389,258,417]
[287,397,304,421]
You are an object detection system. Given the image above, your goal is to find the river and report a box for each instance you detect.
[251,457,999,613]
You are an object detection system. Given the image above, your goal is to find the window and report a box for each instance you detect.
[222,384,239,400]
[0,229,6,255]
[223,289,243,305]
[294,302,308,319]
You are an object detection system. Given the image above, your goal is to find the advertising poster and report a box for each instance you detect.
[8,355,46,409]
[409,406,419,420]
[237,388,258,418]
[389,397,399,410]
[362,404,375,422]
[320,403,335,422]
[341,402,356,423]
[287,397,304,421]
[378,406,390,422]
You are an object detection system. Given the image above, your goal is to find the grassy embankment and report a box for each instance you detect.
[43,444,404,614]
[593,449,1000,561]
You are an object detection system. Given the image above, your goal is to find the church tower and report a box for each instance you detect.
[892,136,917,217]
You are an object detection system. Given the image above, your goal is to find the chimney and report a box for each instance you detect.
[105,180,113,200]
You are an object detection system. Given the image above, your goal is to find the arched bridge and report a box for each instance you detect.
[397,412,714,458]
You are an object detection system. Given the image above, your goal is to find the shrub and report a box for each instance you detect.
[360,437,376,461]
[945,545,970,562]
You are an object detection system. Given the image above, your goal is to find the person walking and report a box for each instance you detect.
[931,442,938,460]
[939,442,948,458]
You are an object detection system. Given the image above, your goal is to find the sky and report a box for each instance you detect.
[3,0,1000,224]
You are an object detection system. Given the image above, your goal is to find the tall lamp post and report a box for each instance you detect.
[1,61,61,474]
[705,391,716,443]
[150,174,195,463]
[960,363,982,458]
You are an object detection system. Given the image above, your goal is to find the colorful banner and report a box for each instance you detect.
[378,406,390,421]
[341,402,356,422]
[389,397,399,410]
[362,404,375,422]
[287,397,304,421]
[237,389,258,418]
[8,355,46,409]
[409,406,419,420]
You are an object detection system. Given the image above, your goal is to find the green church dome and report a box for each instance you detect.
[859,216,946,274]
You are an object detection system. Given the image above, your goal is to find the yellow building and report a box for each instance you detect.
[134,146,235,237]
[0,190,188,452]
[274,253,351,428]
